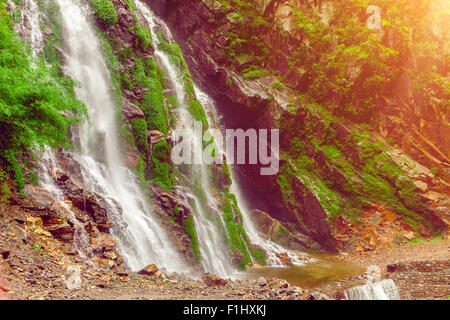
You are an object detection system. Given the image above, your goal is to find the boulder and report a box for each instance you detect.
[122,134,141,169]
[122,98,145,121]
[43,218,74,242]
[250,209,290,245]
[148,130,166,145]
[201,273,227,286]
[276,253,294,266]
[0,247,10,260]
[138,264,158,276]
[91,233,118,253]
[55,173,111,228]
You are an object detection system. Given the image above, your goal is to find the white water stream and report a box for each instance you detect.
[344,266,401,300]
[134,0,235,276]
[134,0,311,274]
[194,87,311,267]
[13,0,44,57]
[50,0,187,273]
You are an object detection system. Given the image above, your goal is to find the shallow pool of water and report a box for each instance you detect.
[243,253,364,289]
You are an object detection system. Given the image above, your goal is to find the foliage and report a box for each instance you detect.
[90,0,118,26]
[183,215,201,263]
[149,141,174,191]
[130,118,149,154]
[0,1,85,191]
[222,193,252,270]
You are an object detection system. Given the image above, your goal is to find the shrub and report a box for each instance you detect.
[0,3,85,191]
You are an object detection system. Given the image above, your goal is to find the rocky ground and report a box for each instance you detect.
[335,239,450,300]
[0,177,447,301]
[1,207,448,300]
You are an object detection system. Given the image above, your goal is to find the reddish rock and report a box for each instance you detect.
[122,98,145,121]
[138,264,158,276]
[201,273,227,286]
[91,233,119,253]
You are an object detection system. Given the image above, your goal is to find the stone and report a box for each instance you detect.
[387,264,400,273]
[201,273,227,286]
[122,98,145,121]
[0,248,10,260]
[414,180,428,193]
[148,130,166,145]
[138,264,158,276]
[122,135,141,169]
[91,234,119,253]
[115,265,129,277]
[43,218,74,242]
[257,277,268,287]
[276,253,294,266]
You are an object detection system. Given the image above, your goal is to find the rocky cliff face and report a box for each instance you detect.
[2,0,448,278]
[147,0,449,251]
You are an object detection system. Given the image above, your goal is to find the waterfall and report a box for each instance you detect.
[134,0,310,273]
[194,87,311,267]
[13,0,44,57]
[48,0,188,273]
[134,0,235,277]
[344,279,401,300]
[20,0,311,277]
[38,147,94,263]
[14,0,95,264]
[344,266,401,300]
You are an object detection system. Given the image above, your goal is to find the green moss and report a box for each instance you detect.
[132,57,169,135]
[0,1,86,191]
[130,118,149,154]
[130,21,153,51]
[0,169,11,203]
[90,0,118,26]
[241,65,268,79]
[250,249,267,266]
[183,215,200,263]
[149,141,174,191]
[222,193,252,270]
[38,0,62,72]
[157,33,209,129]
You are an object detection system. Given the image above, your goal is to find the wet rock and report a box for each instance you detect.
[201,273,227,286]
[55,173,111,229]
[122,98,145,121]
[276,253,293,266]
[0,248,10,260]
[122,133,141,169]
[138,264,158,276]
[257,277,268,287]
[148,130,166,145]
[42,218,74,242]
[251,209,289,244]
[91,233,118,253]
[251,209,320,250]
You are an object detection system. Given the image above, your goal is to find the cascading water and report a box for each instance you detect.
[38,147,94,262]
[133,0,235,277]
[194,87,311,267]
[13,0,44,57]
[50,0,188,273]
[21,0,312,277]
[15,0,94,263]
[134,0,310,274]
[344,266,401,300]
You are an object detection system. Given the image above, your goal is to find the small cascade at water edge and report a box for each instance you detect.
[344,266,401,300]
